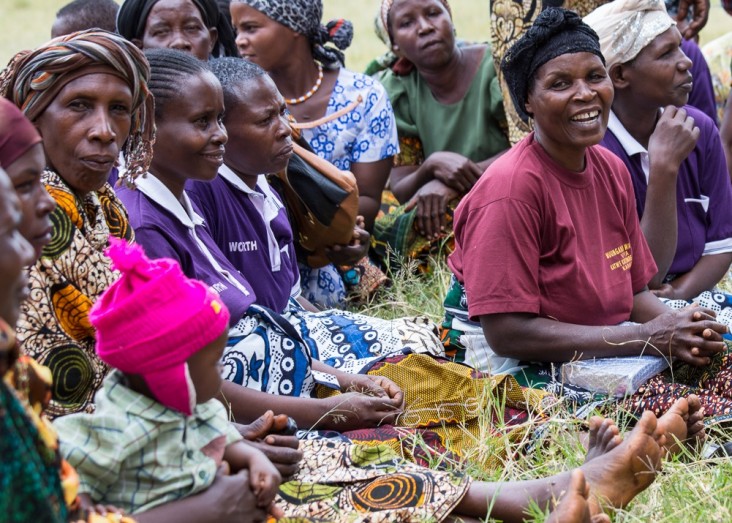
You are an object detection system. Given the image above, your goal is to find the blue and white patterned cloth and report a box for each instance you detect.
[301,67,399,171]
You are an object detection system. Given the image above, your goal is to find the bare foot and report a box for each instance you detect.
[581,411,664,510]
[657,395,705,456]
[585,416,622,462]
[546,470,611,523]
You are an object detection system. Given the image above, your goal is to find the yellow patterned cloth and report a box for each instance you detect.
[276,437,470,522]
[17,169,132,419]
[318,354,551,472]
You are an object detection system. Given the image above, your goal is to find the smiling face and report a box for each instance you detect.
[33,73,133,197]
[223,75,292,184]
[187,328,227,403]
[151,71,227,186]
[139,0,217,61]
[230,2,298,71]
[616,26,692,109]
[0,171,36,328]
[526,52,614,170]
[4,143,55,258]
[387,0,455,69]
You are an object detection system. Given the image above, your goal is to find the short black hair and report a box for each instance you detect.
[209,57,267,111]
[145,48,212,119]
[53,0,119,35]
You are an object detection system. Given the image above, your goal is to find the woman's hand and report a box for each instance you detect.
[325,216,370,266]
[425,152,483,193]
[322,390,403,430]
[650,283,682,300]
[643,305,728,365]
[338,374,405,408]
[237,412,303,478]
[647,106,699,176]
[405,179,459,240]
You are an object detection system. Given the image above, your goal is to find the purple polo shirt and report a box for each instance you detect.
[188,167,300,312]
[116,173,256,322]
[681,38,718,126]
[602,106,732,276]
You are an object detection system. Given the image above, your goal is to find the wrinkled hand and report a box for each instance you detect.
[247,448,282,511]
[238,411,303,478]
[645,305,728,365]
[648,106,699,176]
[326,216,370,266]
[405,179,459,240]
[338,374,405,409]
[676,0,709,39]
[426,152,483,193]
[323,391,403,430]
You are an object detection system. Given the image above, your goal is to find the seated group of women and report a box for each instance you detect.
[0,0,730,520]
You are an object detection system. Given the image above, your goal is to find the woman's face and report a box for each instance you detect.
[223,75,292,179]
[526,52,613,164]
[230,2,298,71]
[34,73,133,197]
[139,0,217,61]
[0,171,36,328]
[5,143,56,258]
[388,0,455,69]
[617,26,692,109]
[151,71,227,184]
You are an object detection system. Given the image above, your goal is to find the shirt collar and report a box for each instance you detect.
[607,111,647,157]
[135,173,205,230]
[218,164,260,195]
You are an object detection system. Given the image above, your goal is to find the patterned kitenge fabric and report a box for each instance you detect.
[17,170,132,418]
[275,437,470,522]
[441,276,732,423]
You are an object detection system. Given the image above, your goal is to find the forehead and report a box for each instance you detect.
[165,71,223,115]
[53,73,133,101]
[637,26,681,57]
[148,0,205,23]
[390,0,448,18]
[534,52,605,79]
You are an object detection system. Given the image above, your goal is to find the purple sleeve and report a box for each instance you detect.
[699,118,732,246]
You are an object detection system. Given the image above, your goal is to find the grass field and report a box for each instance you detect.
[1,0,729,70]
[2,1,732,522]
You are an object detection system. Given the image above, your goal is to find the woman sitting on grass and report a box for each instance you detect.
[372,0,510,265]
[445,7,732,424]
[585,0,732,327]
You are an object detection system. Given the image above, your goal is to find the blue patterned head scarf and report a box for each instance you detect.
[233,0,354,68]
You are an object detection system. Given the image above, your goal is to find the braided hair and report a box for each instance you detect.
[145,48,211,119]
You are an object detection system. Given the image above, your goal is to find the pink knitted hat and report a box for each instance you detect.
[90,237,230,415]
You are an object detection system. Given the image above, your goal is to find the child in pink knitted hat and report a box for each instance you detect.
[53,238,282,517]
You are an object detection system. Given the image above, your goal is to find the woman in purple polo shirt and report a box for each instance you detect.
[586,0,732,327]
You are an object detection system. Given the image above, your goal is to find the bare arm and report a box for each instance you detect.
[721,92,732,182]
[657,252,732,300]
[390,152,484,203]
[351,158,393,232]
[479,290,727,366]
[223,440,281,510]
[642,106,700,287]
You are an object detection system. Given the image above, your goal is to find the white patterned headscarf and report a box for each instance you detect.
[584,0,675,68]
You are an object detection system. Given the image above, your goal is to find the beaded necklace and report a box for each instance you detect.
[285,63,324,105]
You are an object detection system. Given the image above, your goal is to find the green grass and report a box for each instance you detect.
[2,1,732,521]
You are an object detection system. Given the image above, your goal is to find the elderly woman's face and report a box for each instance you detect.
[139,0,217,61]
[389,0,454,67]
[222,75,292,178]
[526,52,613,161]
[230,2,297,71]
[34,73,133,196]
[0,171,35,328]
[4,143,55,258]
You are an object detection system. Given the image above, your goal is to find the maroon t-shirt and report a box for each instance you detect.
[449,133,657,326]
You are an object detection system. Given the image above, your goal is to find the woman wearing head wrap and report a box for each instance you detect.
[0,29,155,419]
[229,0,398,309]
[370,0,510,272]
[446,8,732,424]
[116,0,238,58]
[585,0,732,400]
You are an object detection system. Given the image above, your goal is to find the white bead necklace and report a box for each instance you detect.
[285,63,324,105]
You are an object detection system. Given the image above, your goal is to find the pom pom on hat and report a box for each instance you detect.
[90,237,230,415]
